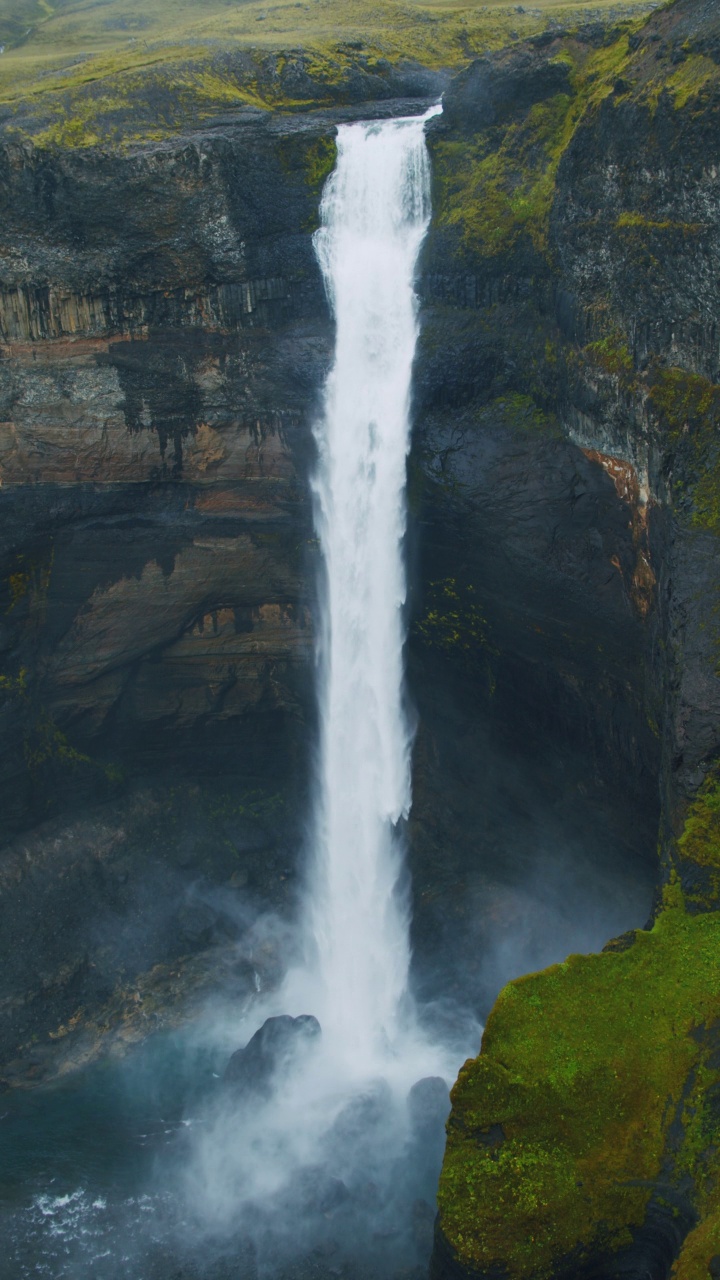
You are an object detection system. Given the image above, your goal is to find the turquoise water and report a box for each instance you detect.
[0,1023,441,1280]
[0,1033,231,1279]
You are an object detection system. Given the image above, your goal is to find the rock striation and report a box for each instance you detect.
[0,109,341,1078]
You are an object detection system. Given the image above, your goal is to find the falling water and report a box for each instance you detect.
[304,105,442,1068]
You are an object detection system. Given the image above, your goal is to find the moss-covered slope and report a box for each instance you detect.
[435,883,720,1279]
[434,772,720,1276]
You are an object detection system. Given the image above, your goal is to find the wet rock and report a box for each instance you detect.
[411,1197,437,1257]
[407,1076,451,1139]
[405,1077,451,1201]
[282,1164,350,1216]
[176,903,217,948]
[325,1080,395,1168]
[439,46,571,134]
[224,1013,321,1097]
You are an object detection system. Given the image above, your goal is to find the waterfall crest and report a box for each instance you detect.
[304,106,441,1068]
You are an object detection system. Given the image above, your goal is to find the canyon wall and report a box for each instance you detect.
[0,111,338,1082]
[1,1,719,1271]
[424,0,720,1275]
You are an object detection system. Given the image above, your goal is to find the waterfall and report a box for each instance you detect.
[304,105,441,1069]
[180,110,469,1272]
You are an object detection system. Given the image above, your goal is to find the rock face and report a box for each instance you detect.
[0,780,302,1087]
[0,110,338,1077]
[426,0,720,1274]
[0,112,335,834]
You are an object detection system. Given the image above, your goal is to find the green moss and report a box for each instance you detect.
[672,1197,720,1279]
[4,549,54,613]
[0,666,28,699]
[678,776,720,872]
[23,709,92,771]
[279,132,337,196]
[492,392,560,435]
[649,368,720,440]
[616,212,705,236]
[676,773,720,908]
[429,30,644,262]
[667,53,720,109]
[429,10,720,269]
[432,88,580,259]
[583,333,634,379]
[438,900,720,1278]
[416,578,493,658]
[648,367,720,533]
[302,136,337,192]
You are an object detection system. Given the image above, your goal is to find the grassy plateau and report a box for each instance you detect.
[0,0,656,145]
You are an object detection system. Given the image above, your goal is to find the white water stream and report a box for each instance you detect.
[298,105,442,1070]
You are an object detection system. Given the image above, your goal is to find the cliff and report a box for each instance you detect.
[0,106,342,1082]
[424,0,720,1274]
[1,0,719,1270]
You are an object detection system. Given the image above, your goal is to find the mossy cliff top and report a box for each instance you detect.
[429,0,720,266]
[0,0,654,149]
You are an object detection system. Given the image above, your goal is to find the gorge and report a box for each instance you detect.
[0,0,719,1275]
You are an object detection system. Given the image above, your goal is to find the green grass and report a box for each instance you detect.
[0,0,656,146]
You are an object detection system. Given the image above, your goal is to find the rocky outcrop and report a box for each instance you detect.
[224,1012,321,1097]
[0,779,300,1087]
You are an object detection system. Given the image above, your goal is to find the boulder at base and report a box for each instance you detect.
[224,1014,321,1097]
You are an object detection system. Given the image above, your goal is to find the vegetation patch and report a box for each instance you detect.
[491,392,560,435]
[648,367,720,534]
[278,131,337,208]
[437,888,720,1278]
[678,774,720,873]
[417,577,492,655]
[429,29,643,261]
[676,771,720,909]
[672,1198,720,1279]
[616,212,706,236]
[431,88,578,258]
[583,332,634,380]
[666,52,720,110]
